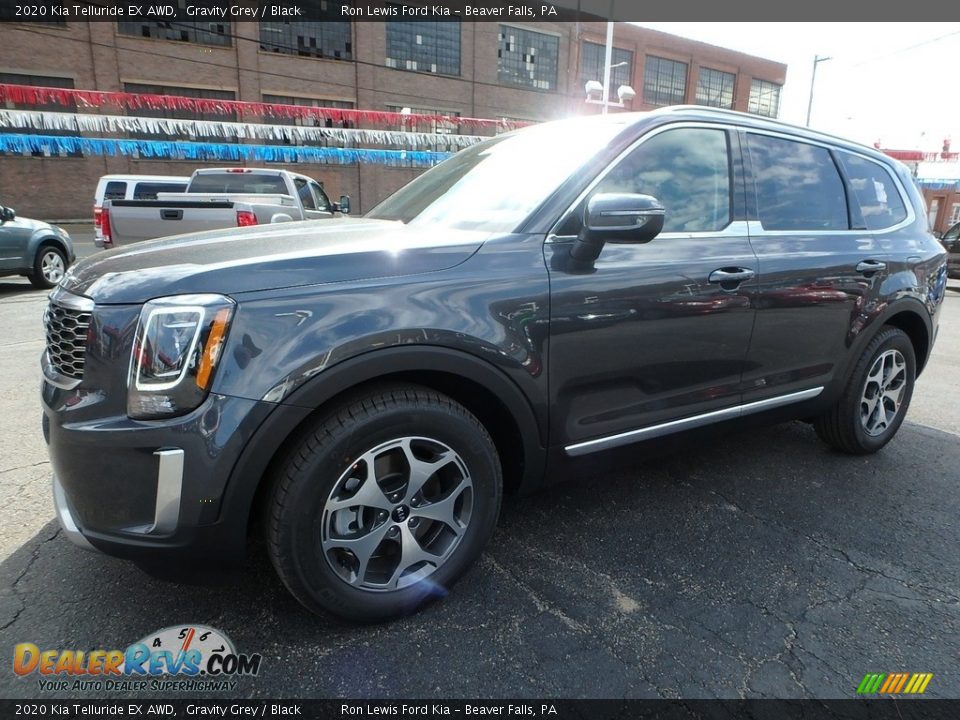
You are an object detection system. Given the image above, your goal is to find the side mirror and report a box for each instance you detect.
[338,195,351,215]
[0,206,15,222]
[571,193,665,262]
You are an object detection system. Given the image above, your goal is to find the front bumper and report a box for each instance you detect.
[42,386,278,569]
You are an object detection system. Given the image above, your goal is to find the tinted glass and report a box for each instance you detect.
[593,127,731,233]
[103,182,126,201]
[295,178,316,210]
[132,182,188,200]
[944,223,960,241]
[748,134,848,231]
[310,182,331,211]
[837,153,907,230]
[188,174,288,195]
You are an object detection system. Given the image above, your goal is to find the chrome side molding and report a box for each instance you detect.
[565,387,824,457]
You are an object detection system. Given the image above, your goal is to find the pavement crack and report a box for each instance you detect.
[1,527,61,632]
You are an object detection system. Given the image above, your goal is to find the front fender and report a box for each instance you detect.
[26,228,74,266]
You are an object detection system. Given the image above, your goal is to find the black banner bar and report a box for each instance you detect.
[1,700,960,720]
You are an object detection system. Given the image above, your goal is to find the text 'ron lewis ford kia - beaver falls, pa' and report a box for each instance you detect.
[41,107,947,622]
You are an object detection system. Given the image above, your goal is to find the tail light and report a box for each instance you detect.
[93,206,102,228]
[101,208,112,247]
[236,210,258,227]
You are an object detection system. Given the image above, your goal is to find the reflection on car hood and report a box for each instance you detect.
[61,218,487,304]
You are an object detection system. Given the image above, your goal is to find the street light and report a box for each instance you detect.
[584,22,635,114]
[805,54,832,127]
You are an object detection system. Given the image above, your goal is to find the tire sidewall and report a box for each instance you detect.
[847,330,916,452]
[277,400,501,621]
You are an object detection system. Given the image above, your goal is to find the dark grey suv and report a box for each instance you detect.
[42,108,948,621]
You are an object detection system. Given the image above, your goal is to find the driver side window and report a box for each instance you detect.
[593,127,732,234]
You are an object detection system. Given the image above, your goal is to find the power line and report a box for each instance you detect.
[852,29,960,67]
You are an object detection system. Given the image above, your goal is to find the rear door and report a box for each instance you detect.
[740,131,906,403]
[547,124,759,448]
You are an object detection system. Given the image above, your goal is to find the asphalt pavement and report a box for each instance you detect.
[0,232,958,699]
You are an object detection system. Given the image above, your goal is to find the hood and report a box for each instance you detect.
[61,218,487,304]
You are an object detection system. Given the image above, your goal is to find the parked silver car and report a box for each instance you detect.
[0,205,75,289]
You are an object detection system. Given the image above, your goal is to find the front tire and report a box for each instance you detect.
[267,384,502,621]
[814,326,916,454]
[28,245,67,289]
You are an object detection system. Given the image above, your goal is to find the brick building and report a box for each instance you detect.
[0,18,786,219]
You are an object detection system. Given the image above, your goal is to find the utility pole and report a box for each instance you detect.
[806,54,832,127]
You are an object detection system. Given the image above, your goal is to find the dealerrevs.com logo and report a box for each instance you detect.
[13,625,262,692]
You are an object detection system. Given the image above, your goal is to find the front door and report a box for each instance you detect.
[547,125,758,448]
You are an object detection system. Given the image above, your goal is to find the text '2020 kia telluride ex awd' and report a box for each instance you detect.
[42,108,948,621]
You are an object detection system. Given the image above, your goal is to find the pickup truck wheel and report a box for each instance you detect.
[29,245,67,289]
[813,326,916,455]
[267,384,502,621]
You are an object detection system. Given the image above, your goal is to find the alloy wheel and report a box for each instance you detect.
[859,349,907,437]
[40,250,65,285]
[321,436,473,591]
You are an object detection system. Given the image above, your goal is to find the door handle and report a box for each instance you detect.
[856,260,887,274]
[708,268,756,284]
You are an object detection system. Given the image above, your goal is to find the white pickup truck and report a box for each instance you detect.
[99,168,350,247]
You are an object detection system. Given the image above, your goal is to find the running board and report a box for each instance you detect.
[564,387,824,457]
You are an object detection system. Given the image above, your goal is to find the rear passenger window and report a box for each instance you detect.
[748,134,848,231]
[103,182,126,201]
[837,153,907,230]
[133,183,187,200]
[594,127,731,233]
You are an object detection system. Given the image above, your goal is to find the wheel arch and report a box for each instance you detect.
[28,232,70,267]
[220,346,548,543]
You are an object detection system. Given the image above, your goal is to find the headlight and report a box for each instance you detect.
[127,294,235,419]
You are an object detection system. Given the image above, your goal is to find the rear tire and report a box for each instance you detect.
[267,384,502,622]
[814,326,915,454]
[28,245,67,289]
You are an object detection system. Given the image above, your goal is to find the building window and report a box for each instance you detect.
[747,79,782,118]
[124,83,237,142]
[695,67,735,109]
[497,25,559,92]
[260,4,352,60]
[0,72,80,157]
[643,56,688,106]
[262,94,355,129]
[579,41,633,91]
[385,21,461,75]
[117,20,231,46]
[950,202,960,226]
[386,105,461,135]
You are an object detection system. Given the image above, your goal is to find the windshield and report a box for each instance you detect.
[188,173,288,195]
[367,117,632,232]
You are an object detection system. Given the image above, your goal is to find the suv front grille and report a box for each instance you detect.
[44,300,92,380]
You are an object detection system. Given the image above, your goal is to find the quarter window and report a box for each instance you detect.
[837,153,907,230]
[748,133,848,231]
[594,127,731,234]
[642,56,687,106]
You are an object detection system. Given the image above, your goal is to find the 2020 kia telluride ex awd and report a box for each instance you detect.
[42,108,948,621]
